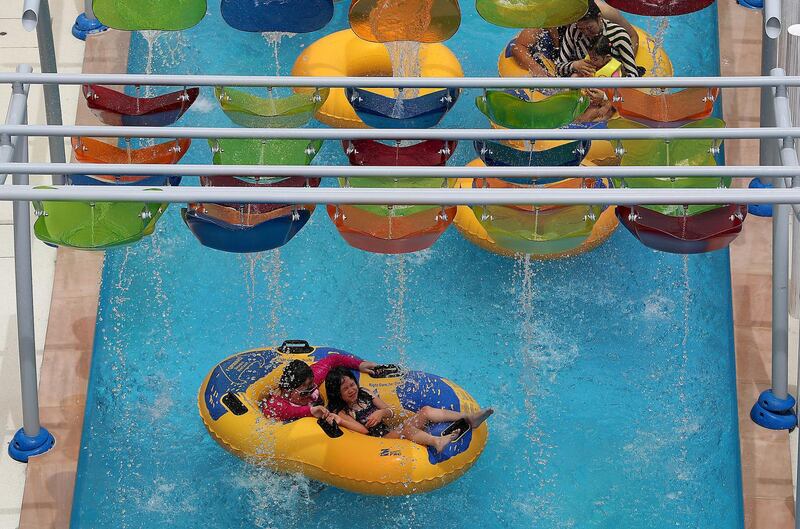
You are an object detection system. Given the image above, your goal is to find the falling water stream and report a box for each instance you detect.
[384,254,410,365]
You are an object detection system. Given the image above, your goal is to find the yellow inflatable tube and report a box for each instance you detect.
[198,344,488,495]
[292,29,463,128]
[452,159,619,259]
[497,27,673,78]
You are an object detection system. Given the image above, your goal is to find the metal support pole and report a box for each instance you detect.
[762,0,782,167]
[71,0,107,40]
[25,0,66,185]
[1,64,33,186]
[6,116,54,463]
[774,197,791,401]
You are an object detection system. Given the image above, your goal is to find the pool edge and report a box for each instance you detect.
[17,29,131,529]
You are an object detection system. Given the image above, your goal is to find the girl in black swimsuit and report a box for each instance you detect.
[325,367,494,454]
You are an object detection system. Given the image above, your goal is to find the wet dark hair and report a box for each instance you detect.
[590,36,612,57]
[580,0,602,20]
[278,360,313,391]
[325,367,369,414]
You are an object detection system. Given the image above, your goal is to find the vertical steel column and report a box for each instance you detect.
[11,120,41,438]
[774,202,791,401]
[762,0,782,166]
[25,0,66,185]
[84,0,96,20]
[5,65,54,463]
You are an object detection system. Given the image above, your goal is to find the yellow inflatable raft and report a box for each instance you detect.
[497,27,673,78]
[291,29,463,128]
[452,159,619,259]
[198,343,488,495]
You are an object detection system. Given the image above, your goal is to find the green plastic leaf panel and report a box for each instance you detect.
[609,117,727,216]
[33,199,165,250]
[476,90,590,130]
[609,117,725,166]
[475,0,587,28]
[92,0,207,31]
[472,204,603,255]
[337,176,444,217]
[215,87,330,128]
[209,138,323,167]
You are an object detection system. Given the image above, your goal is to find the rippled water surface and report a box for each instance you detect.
[71,3,742,528]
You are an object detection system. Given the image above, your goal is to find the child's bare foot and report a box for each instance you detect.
[433,432,459,453]
[467,408,494,429]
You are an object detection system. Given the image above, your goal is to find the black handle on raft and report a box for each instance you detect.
[372,364,403,379]
[221,392,249,416]
[277,340,313,354]
[317,418,343,438]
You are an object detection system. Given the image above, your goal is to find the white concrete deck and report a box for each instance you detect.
[0,1,83,528]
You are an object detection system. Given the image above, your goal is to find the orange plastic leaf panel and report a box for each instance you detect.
[328,211,453,254]
[607,87,720,123]
[188,203,316,228]
[349,0,461,43]
[327,204,456,239]
[71,137,191,183]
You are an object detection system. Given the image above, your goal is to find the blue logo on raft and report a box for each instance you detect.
[397,371,473,465]
[205,349,278,420]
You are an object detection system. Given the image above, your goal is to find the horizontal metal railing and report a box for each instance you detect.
[2,72,800,89]
[5,185,800,206]
[0,125,796,141]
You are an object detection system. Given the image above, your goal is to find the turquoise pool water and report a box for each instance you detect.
[70,2,743,528]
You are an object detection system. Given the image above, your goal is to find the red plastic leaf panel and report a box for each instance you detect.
[604,0,715,16]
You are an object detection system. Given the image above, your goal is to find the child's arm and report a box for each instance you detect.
[336,411,369,434]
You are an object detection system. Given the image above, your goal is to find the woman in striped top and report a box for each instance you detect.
[509,0,638,77]
[556,0,641,78]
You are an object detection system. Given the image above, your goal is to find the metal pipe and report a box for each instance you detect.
[84,0,95,20]
[1,162,798,179]
[765,0,784,39]
[11,118,42,438]
[9,184,800,205]
[2,72,800,89]
[0,65,32,186]
[762,11,781,167]
[21,0,41,31]
[1,124,797,141]
[774,190,791,401]
[32,0,66,185]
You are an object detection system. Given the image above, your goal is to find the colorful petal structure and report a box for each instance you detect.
[329,139,457,253]
[609,117,745,253]
[83,85,199,127]
[603,0,715,16]
[182,139,322,253]
[34,137,189,250]
[220,0,333,33]
[215,87,329,128]
[72,137,191,183]
[472,201,605,256]
[33,186,170,250]
[476,90,590,129]
[609,117,726,216]
[617,204,747,254]
[474,139,590,182]
[608,87,720,125]
[476,0,587,28]
[349,0,461,43]
[92,0,207,31]
[346,88,460,129]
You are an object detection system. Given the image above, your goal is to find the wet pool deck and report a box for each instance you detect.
[4,1,796,527]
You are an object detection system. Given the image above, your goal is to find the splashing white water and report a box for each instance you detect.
[262,32,297,76]
[384,254,409,363]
